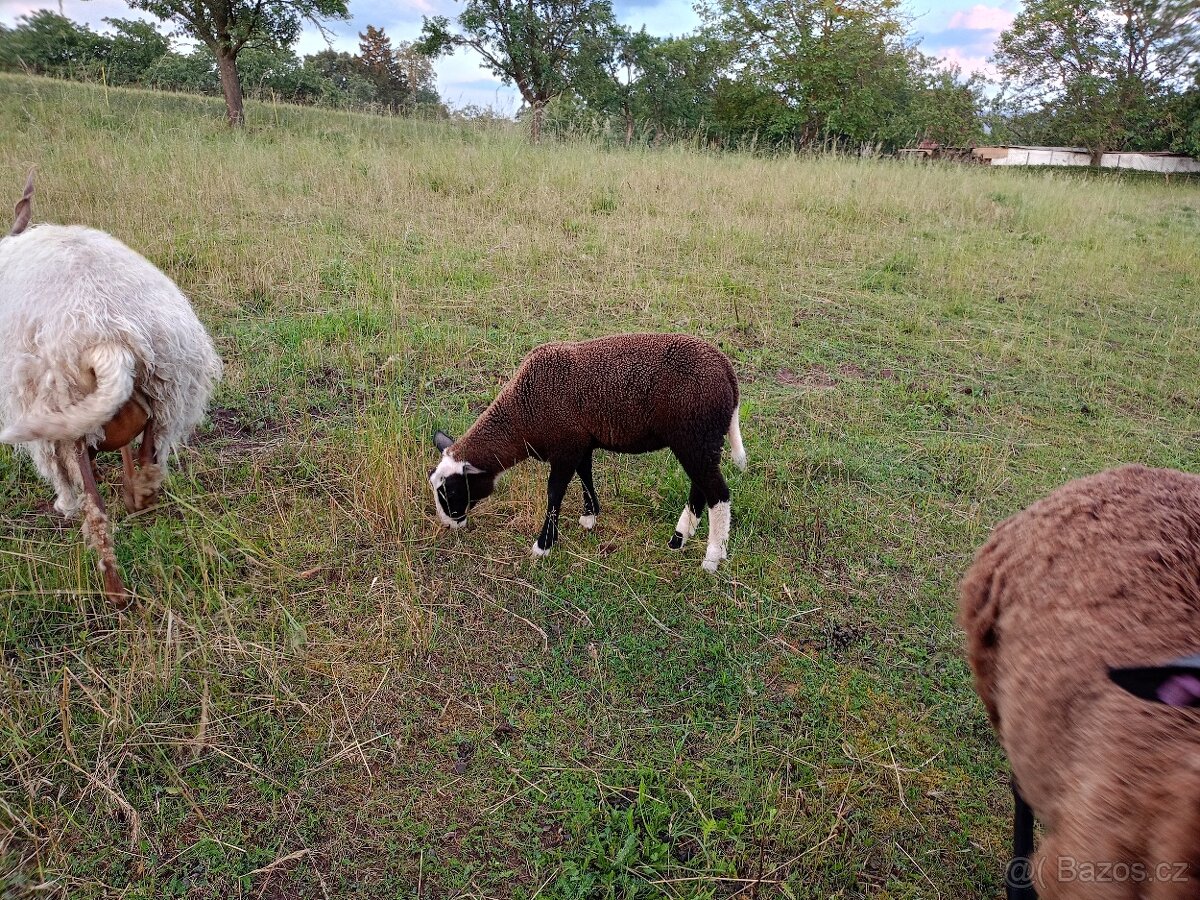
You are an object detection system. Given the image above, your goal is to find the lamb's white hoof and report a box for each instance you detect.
[531,542,551,558]
[448,519,466,530]
[579,514,596,530]
[702,556,722,573]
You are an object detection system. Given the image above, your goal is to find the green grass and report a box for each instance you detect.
[1,73,1199,898]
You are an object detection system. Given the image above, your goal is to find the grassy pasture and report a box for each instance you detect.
[1,74,1199,899]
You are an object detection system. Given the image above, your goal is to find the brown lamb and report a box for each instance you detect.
[959,464,1200,899]
[428,333,747,571]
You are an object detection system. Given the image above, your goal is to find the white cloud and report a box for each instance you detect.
[933,46,996,77]
[946,4,1015,31]
[0,0,150,25]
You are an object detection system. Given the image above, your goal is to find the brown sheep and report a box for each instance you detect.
[959,464,1200,899]
[428,333,746,571]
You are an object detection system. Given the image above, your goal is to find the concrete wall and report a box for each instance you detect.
[989,147,1200,173]
[1100,153,1200,174]
[991,148,1090,167]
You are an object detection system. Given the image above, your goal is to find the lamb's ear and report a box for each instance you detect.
[462,461,487,475]
[434,430,455,452]
[10,169,34,237]
[1110,654,1200,707]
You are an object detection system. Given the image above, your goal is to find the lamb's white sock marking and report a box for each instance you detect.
[728,406,747,472]
[531,541,550,557]
[674,505,699,544]
[702,501,731,573]
[580,514,597,530]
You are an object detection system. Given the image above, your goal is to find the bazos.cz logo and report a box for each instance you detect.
[1006,856,1190,889]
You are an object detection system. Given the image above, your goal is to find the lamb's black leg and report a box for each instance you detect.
[669,482,706,550]
[1007,777,1037,900]
[533,460,577,556]
[577,450,600,529]
[671,445,731,570]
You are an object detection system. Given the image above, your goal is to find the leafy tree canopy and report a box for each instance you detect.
[419,0,617,140]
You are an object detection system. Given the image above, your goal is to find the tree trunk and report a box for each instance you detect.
[624,107,633,149]
[217,50,245,127]
[1089,147,1104,167]
[530,99,546,144]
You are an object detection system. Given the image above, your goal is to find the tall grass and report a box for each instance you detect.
[1,73,1198,898]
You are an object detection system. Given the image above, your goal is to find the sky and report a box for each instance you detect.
[0,0,1017,111]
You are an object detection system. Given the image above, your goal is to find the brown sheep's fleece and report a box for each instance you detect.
[451,333,739,472]
[960,464,1200,899]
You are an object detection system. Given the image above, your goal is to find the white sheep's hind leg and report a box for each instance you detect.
[36,442,82,518]
[73,440,130,608]
[702,502,731,573]
[123,418,164,512]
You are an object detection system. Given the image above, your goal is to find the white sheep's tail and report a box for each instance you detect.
[0,344,135,444]
[727,405,747,471]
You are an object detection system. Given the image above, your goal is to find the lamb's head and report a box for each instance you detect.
[9,169,34,237]
[429,430,496,528]
[1110,653,1200,707]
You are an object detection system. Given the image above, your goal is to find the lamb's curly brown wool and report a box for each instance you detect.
[960,464,1200,900]
[429,333,746,571]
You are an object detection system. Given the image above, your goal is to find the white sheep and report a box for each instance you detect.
[959,464,1200,899]
[0,172,222,607]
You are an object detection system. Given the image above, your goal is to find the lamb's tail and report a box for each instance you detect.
[727,405,747,471]
[0,344,135,444]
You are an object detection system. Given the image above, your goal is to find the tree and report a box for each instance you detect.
[358,25,404,109]
[639,34,729,140]
[418,0,617,142]
[702,0,927,148]
[993,0,1200,159]
[304,48,376,103]
[1164,79,1200,156]
[395,41,441,109]
[570,29,737,145]
[102,18,171,84]
[903,63,986,147]
[144,46,219,92]
[0,11,108,79]
[570,24,645,145]
[124,0,350,125]
[358,26,440,112]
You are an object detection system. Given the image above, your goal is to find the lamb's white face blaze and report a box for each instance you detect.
[702,501,731,573]
[429,451,466,528]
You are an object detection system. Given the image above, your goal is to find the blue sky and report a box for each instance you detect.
[0,0,1017,110]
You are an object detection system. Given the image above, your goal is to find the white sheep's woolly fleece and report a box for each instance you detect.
[0,225,221,465]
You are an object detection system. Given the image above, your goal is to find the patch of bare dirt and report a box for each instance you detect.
[776,366,836,390]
